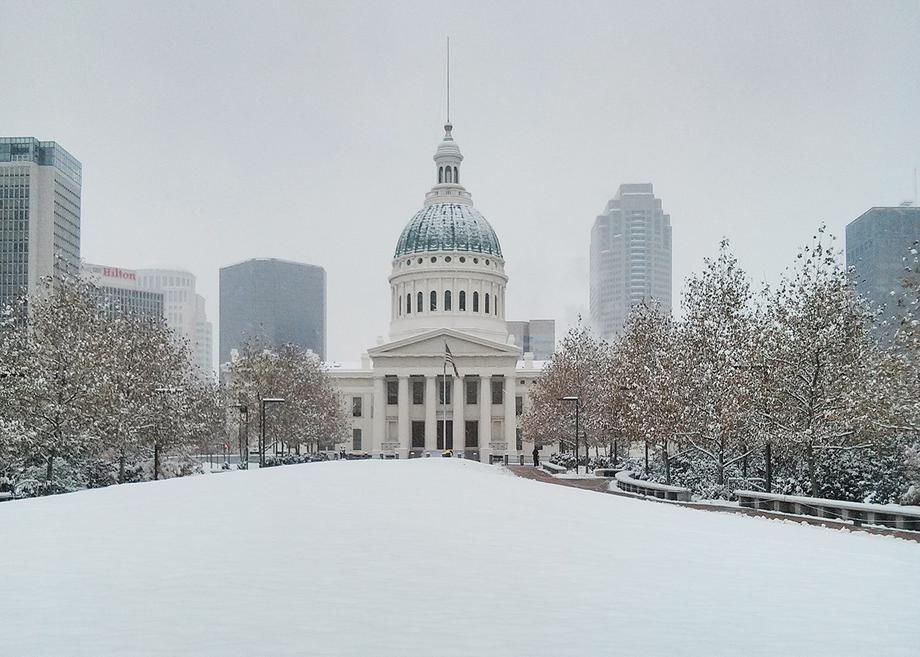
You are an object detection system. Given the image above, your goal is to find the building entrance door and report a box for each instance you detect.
[436,420,454,451]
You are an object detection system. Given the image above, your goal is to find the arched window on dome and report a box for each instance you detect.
[406,293,411,314]
[417,292,423,313]
[454,166,458,183]
[444,290,452,311]
[459,290,466,311]
[446,167,453,183]
[485,293,490,315]
[438,167,443,183]
[399,295,403,316]
[430,290,437,311]
[473,291,479,312]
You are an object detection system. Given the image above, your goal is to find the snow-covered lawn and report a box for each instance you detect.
[1,459,917,657]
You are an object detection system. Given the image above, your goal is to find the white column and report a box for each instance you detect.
[504,373,517,464]
[453,375,464,455]
[397,375,409,459]
[425,375,437,453]
[372,376,385,456]
[479,375,492,463]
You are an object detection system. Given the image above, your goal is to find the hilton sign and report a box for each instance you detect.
[97,266,137,281]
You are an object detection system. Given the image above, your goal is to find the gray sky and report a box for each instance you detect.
[4,1,919,364]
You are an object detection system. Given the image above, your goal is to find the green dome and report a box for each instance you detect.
[394,203,503,258]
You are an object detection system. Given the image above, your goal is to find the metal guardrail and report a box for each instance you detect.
[614,471,691,502]
[735,490,920,531]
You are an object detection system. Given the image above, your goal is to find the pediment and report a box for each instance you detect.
[368,328,521,360]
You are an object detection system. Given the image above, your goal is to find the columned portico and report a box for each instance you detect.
[424,375,437,453]
[397,375,409,458]
[372,376,385,454]
[479,374,492,462]
[452,375,464,455]
[504,373,517,463]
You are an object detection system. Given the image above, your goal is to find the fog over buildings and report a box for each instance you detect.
[3,1,919,362]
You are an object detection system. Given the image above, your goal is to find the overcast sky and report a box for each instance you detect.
[3,1,919,364]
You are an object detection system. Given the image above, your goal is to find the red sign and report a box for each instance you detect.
[102,267,137,281]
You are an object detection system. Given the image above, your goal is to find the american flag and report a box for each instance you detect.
[444,342,460,377]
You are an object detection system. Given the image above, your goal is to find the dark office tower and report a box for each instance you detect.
[220,258,327,364]
[0,138,81,318]
[846,205,920,317]
[590,183,672,339]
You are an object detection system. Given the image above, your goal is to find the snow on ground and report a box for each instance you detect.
[1,459,918,657]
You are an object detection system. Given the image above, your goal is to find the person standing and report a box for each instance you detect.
[532,446,540,467]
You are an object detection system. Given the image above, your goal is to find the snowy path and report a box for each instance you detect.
[1,459,917,657]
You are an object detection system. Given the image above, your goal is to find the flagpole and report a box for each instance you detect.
[442,359,446,453]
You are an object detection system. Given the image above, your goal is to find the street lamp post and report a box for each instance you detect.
[560,396,581,475]
[154,386,185,480]
[259,398,286,467]
[230,403,249,469]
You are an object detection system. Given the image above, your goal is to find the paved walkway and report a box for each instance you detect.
[507,465,611,493]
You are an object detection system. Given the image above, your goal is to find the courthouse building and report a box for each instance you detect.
[329,122,548,463]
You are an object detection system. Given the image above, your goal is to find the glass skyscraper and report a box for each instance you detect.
[590,183,672,339]
[219,258,327,364]
[0,137,81,319]
[846,205,920,317]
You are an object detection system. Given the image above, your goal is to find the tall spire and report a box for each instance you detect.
[446,36,451,125]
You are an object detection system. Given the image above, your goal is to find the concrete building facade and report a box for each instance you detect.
[136,268,213,378]
[589,183,672,338]
[219,258,327,364]
[0,137,81,319]
[81,262,163,323]
[506,319,556,360]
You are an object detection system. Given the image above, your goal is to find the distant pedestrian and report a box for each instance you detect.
[532,446,540,467]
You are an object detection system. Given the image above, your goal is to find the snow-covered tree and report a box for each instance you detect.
[680,241,760,488]
[616,301,686,482]
[762,228,898,495]
[95,313,198,481]
[226,340,348,456]
[2,279,110,488]
[521,320,609,461]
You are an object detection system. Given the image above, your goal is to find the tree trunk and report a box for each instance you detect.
[663,442,671,485]
[45,449,55,485]
[118,451,126,484]
[154,441,160,481]
[806,443,817,496]
[644,441,649,475]
[764,439,772,493]
[717,440,725,486]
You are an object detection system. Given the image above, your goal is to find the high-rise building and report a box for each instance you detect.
[506,319,556,360]
[590,183,672,339]
[136,268,214,378]
[81,262,163,323]
[0,137,81,319]
[219,258,326,364]
[846,205,920,316]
